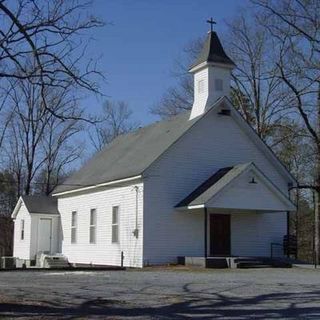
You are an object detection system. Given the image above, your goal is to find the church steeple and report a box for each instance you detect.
[189,23,235,120]
[190,31,235,70]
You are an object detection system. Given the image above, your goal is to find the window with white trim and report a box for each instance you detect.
[89,209,97,244]
[20,219,25,240]
[112,206,119,243]
[71,211,77,244]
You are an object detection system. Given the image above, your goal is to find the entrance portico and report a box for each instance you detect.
[176,162,296,259]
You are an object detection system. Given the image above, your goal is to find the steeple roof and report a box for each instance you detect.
[190,31,235,69]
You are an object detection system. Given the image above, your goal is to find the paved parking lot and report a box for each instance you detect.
[0,267,319,319]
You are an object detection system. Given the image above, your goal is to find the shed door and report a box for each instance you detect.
[38,218,52,253]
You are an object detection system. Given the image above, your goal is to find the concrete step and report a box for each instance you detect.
[44,256,70,269]
[181,256,292,269]
[46,262,69,266]
[46,260,69,264]
[235,257,291,269]
[234,257,270,263]
[237,263,274,269]
[206,258,228,269]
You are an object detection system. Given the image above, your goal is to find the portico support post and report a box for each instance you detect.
[204,207,208,258]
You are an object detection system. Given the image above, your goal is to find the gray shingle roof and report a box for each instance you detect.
[21,195,59,214]
[176,163,252,207]
[54,110,198,194]
[53,95,294,196]
[190,31,235,69]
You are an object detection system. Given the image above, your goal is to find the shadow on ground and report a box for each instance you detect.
[1,288,320,319]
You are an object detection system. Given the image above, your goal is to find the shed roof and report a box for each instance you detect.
[21,195,59,215]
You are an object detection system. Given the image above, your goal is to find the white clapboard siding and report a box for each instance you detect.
[58,182,143,268]
[231,212,287,256]
[193,68,209,114]
[13,203,31,260]
[191,67,232,119]
[207,66,232,103]
[143,108,289,265]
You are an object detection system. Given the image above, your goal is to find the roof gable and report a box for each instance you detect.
[221,98,296,184]
[12,195,59,218]
[176,162,296,212]
[146,97,295,186]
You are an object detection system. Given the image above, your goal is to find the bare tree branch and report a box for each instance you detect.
[0,0,105,121]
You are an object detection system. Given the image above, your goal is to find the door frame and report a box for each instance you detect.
[37,217,52,254]
[208,213,231,257]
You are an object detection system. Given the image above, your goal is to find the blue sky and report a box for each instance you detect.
[84,0,250,126]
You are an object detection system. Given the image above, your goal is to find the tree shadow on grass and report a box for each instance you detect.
[0,288,320,319]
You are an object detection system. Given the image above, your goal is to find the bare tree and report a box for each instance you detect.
[150,37,204,118]
[5,79,48,195]
[0,0,104,120]
[0,88,14,150]
[35,90,84,195]
[0,171,17,215]
[226,13,293,142]
[251,0,320,262]
[0,171,16,256]
[90,100,138,151]
[0,216,13,256]
[3,77,83,195]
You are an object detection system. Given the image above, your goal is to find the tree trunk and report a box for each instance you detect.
[315,191,320,265]
[315,83,320,265]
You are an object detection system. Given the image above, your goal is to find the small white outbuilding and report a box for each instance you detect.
[11,195,61,261]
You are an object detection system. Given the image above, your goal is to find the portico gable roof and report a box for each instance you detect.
[176,163,296,212]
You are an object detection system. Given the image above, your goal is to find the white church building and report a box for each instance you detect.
[12,28,296,268]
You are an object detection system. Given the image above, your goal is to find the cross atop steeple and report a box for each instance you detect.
[206,17,216,32]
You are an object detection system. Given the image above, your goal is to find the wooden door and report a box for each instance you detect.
[210,214,230,256]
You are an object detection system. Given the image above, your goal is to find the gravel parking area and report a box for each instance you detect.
[0,267,319,319]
